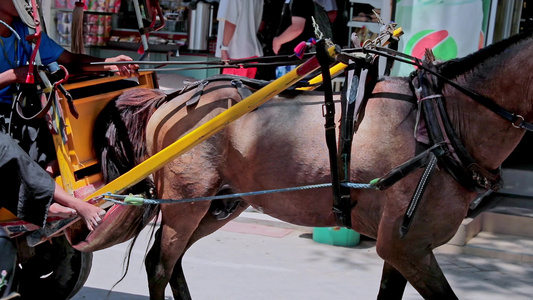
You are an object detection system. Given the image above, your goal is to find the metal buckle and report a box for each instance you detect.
[512,115,524,129]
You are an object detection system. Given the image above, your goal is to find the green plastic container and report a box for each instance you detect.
[312,226,360,247]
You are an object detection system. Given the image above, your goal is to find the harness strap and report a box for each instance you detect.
[370,92,416,103]
[316,41,352,228]
[176,74,280,99]
[185,81,209,106]
[375,143,445,190]
[339,62,359,189]
[336,57,379,228]
[399,152,438,238]
[230,79,253,100]
[416,61,502,192]
[184,78,253,108]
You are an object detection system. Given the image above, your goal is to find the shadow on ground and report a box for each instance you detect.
[70,287,172,300]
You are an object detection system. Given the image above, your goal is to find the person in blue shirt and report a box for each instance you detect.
[1,4,113,293]
[0,0,110,216]
[0,0,139,168]
[0,0,139,103]
[0,0,122,233]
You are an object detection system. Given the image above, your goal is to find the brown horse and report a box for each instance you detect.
[85,31,532,299]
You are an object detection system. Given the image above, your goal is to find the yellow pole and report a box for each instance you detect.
[299,62,348,91]
[87,46,339,201]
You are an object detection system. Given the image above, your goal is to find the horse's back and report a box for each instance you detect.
[146,81,246,156]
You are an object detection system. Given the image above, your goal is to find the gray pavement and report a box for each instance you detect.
[71,211,533,300]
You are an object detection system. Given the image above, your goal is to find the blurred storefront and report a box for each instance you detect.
[44,0,220,79]
[39,0,531,78]
[388,0,531,76]
[345,0,531,76]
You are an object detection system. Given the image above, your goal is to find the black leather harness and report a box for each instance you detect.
[328,45,530,233]
[168,45,528,234]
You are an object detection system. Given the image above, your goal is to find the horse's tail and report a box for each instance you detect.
[93,88,167,290]
[93,88,167,190]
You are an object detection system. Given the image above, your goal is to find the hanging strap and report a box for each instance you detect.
[399,152,438,238]
[316,40,353,228]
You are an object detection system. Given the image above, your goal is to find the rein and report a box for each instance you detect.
[346,46,533,132]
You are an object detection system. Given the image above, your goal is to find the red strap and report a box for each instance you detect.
[25,0,43,84]
[137,0,165,54]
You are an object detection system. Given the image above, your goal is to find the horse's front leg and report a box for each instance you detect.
[376,219,458,300]
[377,261,407,300]
[377,240,457,299]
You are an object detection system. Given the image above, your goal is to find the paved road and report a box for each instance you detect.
[71,216,533,300]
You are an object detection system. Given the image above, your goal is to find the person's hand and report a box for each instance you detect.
[221,50,230,64]
[105,55,139,78]
[272,37,282,55]
[12,66,31,84]
[74,201,105,231]
[52,183,106,231]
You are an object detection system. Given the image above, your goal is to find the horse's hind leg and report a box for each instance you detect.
[145,226,167,300]
[146,224,192,300]
[145,202,211,300]
[377,261,407,300]
[168,202,249,299]
[169,256,191,300]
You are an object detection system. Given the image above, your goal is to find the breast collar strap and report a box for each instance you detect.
[414,64,502,192]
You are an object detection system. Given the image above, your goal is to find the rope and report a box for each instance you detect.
[103,181,377,206]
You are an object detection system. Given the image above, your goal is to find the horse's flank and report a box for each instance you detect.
[146,82,342,227]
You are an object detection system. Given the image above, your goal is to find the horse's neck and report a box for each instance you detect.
[442,49,532,170]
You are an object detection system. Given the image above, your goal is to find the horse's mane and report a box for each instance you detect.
[93,88,168,192]
[438,30,533,78]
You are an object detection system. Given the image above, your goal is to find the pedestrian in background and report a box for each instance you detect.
[272,0,316,78]
[215,0,264,79]
[272,0,315,56]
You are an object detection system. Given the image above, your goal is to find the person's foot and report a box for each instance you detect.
[48,203,77,218]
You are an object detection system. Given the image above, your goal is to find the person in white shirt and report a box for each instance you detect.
[215,0,264,78]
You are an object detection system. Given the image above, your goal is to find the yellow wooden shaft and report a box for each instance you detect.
[53,134,76,193]
[299,62,348,91]
[51,97,76,194]
[86,47,338,201]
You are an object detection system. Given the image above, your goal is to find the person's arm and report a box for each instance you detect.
[272,16,306,54]
[220,20,236,61]
[0,66,30,90]
[57,51,139,78]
